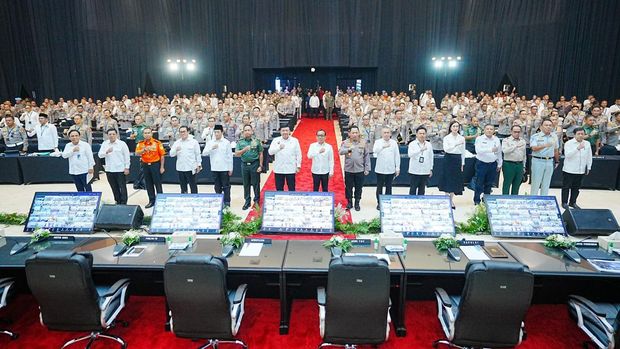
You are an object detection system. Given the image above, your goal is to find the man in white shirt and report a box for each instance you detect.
[98,129,131,204]
[203,125,234,207]
[473,124,502,205]
[373,127,401,210]
[561,127,592,209]
[35,114,59,152]
[309,93,320,119]
[268,126,302,191]
[20,104,38,136]
[408,126,434,195]
[307,129,334,192]
[170,126,202,193]
[62,130,95,192]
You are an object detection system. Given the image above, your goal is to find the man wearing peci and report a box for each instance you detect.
[135,127,166,208]
[35,113,59,152]
[236,124,263,210]
[203,125,234,207]
[307,129,334,192]
[98,129,131,204]
[268,126,302,191]
[170,126,202,194]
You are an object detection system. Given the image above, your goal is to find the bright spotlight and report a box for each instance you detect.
[434,61,444,69]
[176,59,181,63]
[457,56,462,60]
[182,59,187,63]
[441,57,446,61]
[167,59,172,63]
[432,57,437,61]
[186,63,195,71]
[448,56,453,60]
[448,60,457,68]
[169,62,179,71]
[191,59,196,63]
[310,67,316,73]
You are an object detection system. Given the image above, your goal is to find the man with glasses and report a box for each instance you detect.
[169,126,202,194]
[501,125,527,195]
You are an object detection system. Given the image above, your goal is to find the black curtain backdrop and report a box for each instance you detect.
[0,0,618,101]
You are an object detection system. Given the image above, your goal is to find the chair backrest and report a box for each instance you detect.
[164,254,233,339]
[324,255,391,345]
[453,260,534,347]
[25,250,102,331]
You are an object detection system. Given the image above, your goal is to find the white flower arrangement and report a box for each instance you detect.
[122,229,144,247]
[543,234,576,249]
[220,231,244,249]
[323,235,352,253]
[31,228,51,243]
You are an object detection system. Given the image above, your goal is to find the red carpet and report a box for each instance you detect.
[247,117,352,238]
[1,295,588,348]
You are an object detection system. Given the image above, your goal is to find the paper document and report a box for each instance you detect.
[588,259,620,273]
[239,243,263,257]
[459,245,490,261]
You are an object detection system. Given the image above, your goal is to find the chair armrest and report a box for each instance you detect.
[435,288,452,308]
[232,284,248,304]
[101,278,131,298]
[569,295,606,317]
[0,278,14,288]
[317,287,326,306]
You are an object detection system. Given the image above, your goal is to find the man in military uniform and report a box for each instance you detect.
[0,115,28,154]
[235,124,264,210]
[582,115,601,155]
[463,116,482,154]
[339,126,371,211]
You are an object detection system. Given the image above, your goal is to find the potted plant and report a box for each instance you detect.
[220,232,244,249]
[543,234,576,250]
[323,235,353,257]
[30,228,51,244]
[433,234,459,251]
[122,229,143,248]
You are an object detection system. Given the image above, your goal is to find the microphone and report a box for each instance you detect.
[100,229,128,257]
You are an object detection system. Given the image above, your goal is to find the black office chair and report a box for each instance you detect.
[434,260,534,348]
[25,251,130,349]
[0,277,17,340]
[568,295,619,349]
[164,254,248,349]
[317,255,391,348]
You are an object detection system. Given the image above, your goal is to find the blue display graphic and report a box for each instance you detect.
[150,193,223,234]
[261,191,334,234]
[485,195,566,238]
[24,192,101,233]
[379,195,455,237]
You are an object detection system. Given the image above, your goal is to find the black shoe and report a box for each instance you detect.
[242,203,250,210]
[376,205,380,210]
[570,203,581,209]
[355,205,361,211]
[145,202,154,209]
[452,205,456,209]
[561,203,569,210]
[346,202,353,210]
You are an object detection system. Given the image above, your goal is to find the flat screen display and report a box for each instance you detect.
[261,191,334,234]
[149,193,223,234]
[24,192,101,233]
[485,195,566,238]
[380,195,455,237]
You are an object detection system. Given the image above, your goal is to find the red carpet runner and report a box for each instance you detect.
[2,295,587,348]
[246,118,352,237]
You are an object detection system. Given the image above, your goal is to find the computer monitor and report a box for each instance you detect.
[24,192,101,233]
[380,195,455,237]
[261,191,334,234]
[149,193,223,234]
[485,195,566,238]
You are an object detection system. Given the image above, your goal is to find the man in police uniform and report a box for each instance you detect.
[0,115,28,154]
[530,119,560,196]
[135,127,166,208]
[235,124,263,210]
[160,116,182,142]
[340,126,371,211]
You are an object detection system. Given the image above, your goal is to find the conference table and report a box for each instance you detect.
[1,234,619,338]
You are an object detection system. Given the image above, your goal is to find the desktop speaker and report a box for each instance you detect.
[95,204,144,230]
[562,209,619,236]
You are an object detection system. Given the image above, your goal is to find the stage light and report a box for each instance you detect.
[448,56,453,60]
[448,60,457,68]
[457,56,462,60]
[167,59,171,63]
[191,59,196,63]
[310,67,316,73]
[169,62,179,71]
[434,61,444,69]
[176,59,180,63]
[441,57,446,60]
[186,63,195,71]
[432,57,437,61]
[182,59,187,63]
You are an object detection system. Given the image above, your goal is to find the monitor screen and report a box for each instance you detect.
[149,194,223,234]
[485,195,566,238]
[380,195,455,237]
[261,191,334,234]
[24,192,101,233]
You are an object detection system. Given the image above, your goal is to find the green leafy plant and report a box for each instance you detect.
[220,232,245,249]
[0,212,28,225]
[323,235,353,253]
[122,229,144,247]
[142,215,152,226]
[456,204,490,235]
[333,204,380,235]
[220,206,262,237]
[30,228,51,244]
[543,234,576,249]
[433,234,460,251]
